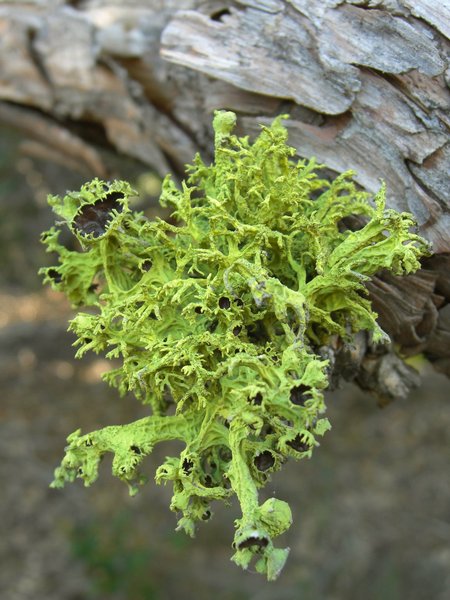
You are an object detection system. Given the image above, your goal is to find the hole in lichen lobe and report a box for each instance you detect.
[73,192,124,238]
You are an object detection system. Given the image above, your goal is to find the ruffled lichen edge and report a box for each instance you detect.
[40,111,430,580]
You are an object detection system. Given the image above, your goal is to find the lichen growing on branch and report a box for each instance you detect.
[40,111,429,580]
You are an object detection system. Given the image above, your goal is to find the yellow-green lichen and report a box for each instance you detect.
[41,111,429,580]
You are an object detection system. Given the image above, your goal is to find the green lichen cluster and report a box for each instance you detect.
[41,111,428,579]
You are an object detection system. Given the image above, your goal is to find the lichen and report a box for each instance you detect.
[40,111,429,580]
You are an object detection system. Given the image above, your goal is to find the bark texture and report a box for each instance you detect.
[1,0,449,392]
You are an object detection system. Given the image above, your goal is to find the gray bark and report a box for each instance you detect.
[1,0,449,389]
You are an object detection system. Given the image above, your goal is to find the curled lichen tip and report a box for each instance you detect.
[213,109,237,139]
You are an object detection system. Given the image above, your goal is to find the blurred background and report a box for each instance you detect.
[1,122,449,600]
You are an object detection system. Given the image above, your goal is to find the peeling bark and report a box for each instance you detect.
[0,0,449,393]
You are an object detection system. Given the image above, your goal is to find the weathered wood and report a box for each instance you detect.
[163,3,449,249]
[0,102,107,176]
[2,0,448,248]
[0,0,449,388]
[367,270,440,355]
